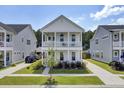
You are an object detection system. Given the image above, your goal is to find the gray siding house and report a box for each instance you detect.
[90,25,124,63]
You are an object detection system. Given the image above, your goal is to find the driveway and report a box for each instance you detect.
[0,63,31,79]
[84,60,124,85]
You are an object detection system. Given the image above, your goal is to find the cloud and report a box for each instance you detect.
[109,17,124,25]
[69,16,84,24]
[90,5,124,20]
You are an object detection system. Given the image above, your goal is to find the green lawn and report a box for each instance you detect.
[120,76,124,79]
[87,59,124,74]
[49,69,92,74]
[13,67,43,74]
[0,76,104,85]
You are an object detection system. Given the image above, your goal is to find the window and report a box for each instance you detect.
[95,39,98,44]
[60,34,64,42]
[0,33,4,41]
[72,34,76,42]
[27,40,31,45]
[22,38,24,42]
[48,36,51,41]
[72,52,76,61]
[113,50,119,57]
[6,34,11,42]
[113,33,119,41]
[6,52,9,61]
[101,52,103,58]
[60,52,64,61]
[95,52,100,58]
[22,52,24,59]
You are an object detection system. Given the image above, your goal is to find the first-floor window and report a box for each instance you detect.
[72,52,75,61]
[101,52,103,58]
[60,52,64,61]
[113,50,119,57]
[27,40,31,45]
[22,52,24,59]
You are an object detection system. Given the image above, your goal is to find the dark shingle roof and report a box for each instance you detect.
[0,22,16,33]
[100,25,124,31]
[6,24,29,33]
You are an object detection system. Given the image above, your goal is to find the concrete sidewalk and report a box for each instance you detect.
[84,60,124,85]
[0,63,30,79]
[42,67,50,75]
[9,73,96,77]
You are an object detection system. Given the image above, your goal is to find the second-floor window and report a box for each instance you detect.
[60,34,64,42]
[22,38,24,43]
[113,33,119,41]
[72,34,76,42]
[6,34,12,42]
[95,39,98,44]
[27,40,31,45]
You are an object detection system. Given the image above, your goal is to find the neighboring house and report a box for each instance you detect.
[0,22,37,67]
[90,25,124,63]
[40,15,84,63]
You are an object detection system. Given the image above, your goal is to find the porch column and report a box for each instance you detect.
[80,50,82,61]
[119,31,122,47]
[4,50,6,67]
[68,32,70,47]
[68,50,70,61]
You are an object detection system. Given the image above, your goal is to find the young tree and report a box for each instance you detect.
[45,48,57,85]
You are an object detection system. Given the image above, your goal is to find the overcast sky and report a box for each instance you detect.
[0,5,124,31]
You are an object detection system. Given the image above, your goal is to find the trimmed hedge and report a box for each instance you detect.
[29,60,43,70]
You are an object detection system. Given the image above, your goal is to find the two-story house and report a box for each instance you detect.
[90,25,124,63]
[0,22,37,67]
[40,15,84,63]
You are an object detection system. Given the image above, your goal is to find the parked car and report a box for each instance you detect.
[25,53,39,63]
[109,61,124,70]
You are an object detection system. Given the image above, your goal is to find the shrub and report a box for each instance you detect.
[26,66,30,69]
[81,62,86,69]
[29,60,43,70]
[82,52,91,59]
[11,64,16,67]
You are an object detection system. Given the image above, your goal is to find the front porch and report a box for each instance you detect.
[0,50,12,67]
[42,50,82,64]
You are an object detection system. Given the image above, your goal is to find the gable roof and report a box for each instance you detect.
[99,25,124,31]
[0,22,16,33]
[6,24,30,33]
[40,15,85,32]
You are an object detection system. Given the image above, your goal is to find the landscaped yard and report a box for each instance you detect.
[87,59,124,74]
[13,67,43,74]
[14,60,44,74]
[0,76,104,85]
[49,69,92,74]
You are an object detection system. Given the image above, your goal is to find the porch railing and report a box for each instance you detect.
[42,41,82,47]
